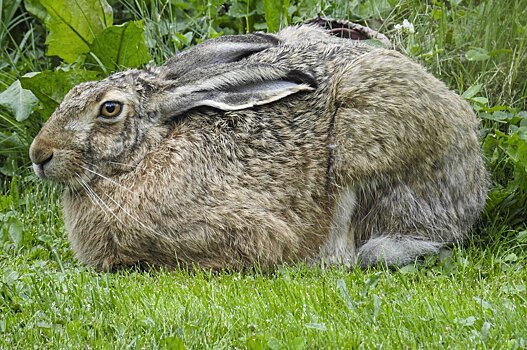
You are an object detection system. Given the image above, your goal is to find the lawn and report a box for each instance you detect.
[1,0,527,348]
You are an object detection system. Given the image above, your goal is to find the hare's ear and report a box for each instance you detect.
[155,63,316,117]
[160,33,280,80]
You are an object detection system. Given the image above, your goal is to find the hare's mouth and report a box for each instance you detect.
[31,150,95,188]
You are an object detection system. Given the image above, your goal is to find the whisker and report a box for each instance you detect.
[81,177,128,228]
[73,173,91,201]
[70,175,81,201]
[76,176,112,220]
[86,160,136,169]
[76,178,101,211]
[108,160,137,168]
[101,191,163,238]
[77,166,167,239]
[80,165,134,194]
[75,175,106,215]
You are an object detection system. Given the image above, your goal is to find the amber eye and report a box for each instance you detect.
[100,101,122,118]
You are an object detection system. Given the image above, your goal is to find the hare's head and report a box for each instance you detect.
[29,34,316,187]
[28,70,160,187]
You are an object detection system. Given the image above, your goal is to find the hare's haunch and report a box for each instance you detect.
[29,25,488,271]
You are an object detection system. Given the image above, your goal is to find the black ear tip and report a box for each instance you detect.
[286,70,318,88]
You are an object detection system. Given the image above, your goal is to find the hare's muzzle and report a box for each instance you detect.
[29,134,54,179]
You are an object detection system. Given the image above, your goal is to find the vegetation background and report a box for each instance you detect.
[0,0,526,348]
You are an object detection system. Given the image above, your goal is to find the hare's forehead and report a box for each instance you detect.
[62,82,135,112]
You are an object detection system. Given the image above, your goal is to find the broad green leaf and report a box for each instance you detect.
[479,111,511,123]
[363,39,388,48]
[39,0,113,63]
[8,219,23,247]
[489,48,513,57]
[470,96,488,105]
[478,105,511,113]
[398,264,418,274]
[502,253,518,263]
[267,338,281,350]
[89,21,151,72]
[263,0,282,32]
[24,0,48,22]
[492,111,512,121]
[499,132,527,171]
[20,69,100,118]
[515,126,527,142]
[461,84,482,99]
[172,32,194,50]
[2,270,19,286]
[305,323,327,331]
[253,22,268,30]
[336,279,356,311]
[247,334,266,350]
[465,48,490,61]
[0,80,39,121]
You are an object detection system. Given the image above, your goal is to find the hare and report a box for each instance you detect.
[29,25,488,271]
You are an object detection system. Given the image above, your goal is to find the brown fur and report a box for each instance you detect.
[29,25,488,271]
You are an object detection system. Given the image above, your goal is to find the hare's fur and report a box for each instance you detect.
[30,25,488,271]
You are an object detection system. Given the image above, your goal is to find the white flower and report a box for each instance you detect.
[394,19,415,34]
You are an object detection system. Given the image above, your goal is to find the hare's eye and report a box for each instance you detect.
[100,101,122,118]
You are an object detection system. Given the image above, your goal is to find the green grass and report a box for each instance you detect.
[2,257,526,348]
[1,0,527,348]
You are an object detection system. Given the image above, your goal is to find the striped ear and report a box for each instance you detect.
[155,63,317,118]
[160,33,280,80]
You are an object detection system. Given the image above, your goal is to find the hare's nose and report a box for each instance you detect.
[29,138,54,167]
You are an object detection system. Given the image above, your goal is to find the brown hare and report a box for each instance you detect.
[29,25,488,271]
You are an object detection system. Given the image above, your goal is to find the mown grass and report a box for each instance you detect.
[1,0,527,348]
[2,257,526,348]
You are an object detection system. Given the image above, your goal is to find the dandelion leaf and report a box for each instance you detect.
[89,21,151,71]
[39,0,113,63]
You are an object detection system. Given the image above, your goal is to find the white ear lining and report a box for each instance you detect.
[199,82,315,111]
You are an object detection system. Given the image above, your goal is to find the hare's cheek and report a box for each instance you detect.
[91,136,125,161]
[89,122,128,161]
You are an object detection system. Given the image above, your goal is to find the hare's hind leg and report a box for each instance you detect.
[350,179,457,268]
[351,164,482,268]
[350,182,452,268]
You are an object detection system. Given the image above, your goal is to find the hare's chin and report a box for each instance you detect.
[33,164,94,189]
[52,174,94,190]
[38,175,86,189]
